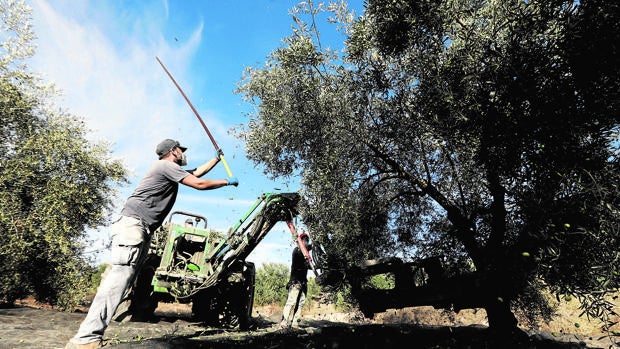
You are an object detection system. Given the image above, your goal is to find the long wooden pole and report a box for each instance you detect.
[156,56,233,177]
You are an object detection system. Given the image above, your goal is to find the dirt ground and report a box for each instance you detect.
[0,298,618,349]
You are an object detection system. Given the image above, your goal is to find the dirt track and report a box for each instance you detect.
[0,304,616,349]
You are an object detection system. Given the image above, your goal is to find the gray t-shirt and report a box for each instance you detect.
[121,160,190,231]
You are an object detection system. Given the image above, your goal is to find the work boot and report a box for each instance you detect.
[64,340,102,349]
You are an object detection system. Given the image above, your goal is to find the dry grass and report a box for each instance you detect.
[538,296,620,336]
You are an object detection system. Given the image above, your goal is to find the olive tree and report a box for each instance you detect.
[0,0,127,308]
[254,263,290,306]
[235,0,619,333]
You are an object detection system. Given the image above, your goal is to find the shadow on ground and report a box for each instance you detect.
[0,305,613,349]
[110,323,597,349]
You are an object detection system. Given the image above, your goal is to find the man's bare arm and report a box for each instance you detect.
[181,174,229,190]
[191,157,220,177]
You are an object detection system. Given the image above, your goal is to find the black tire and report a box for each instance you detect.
[237,262,256,330]
[195,261,256,329]
[194,290,238,328]
[220,261,255,330]
[192,290,219,325]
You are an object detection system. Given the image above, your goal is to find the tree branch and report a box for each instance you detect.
[366,141,485,266]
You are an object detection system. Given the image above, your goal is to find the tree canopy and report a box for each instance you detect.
[235,0,619,331]
[0,0,127,307]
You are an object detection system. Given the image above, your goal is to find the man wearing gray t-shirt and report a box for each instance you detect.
[65,139,238,349]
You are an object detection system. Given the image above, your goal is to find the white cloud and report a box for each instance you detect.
[26,0,302,267]
[28,0,209,172]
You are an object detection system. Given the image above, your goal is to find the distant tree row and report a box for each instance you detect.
[253,262,321,308]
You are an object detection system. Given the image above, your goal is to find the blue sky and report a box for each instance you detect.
[25,0,363,267]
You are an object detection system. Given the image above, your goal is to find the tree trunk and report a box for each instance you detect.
[484,297,531,344]
[485,299,517,331]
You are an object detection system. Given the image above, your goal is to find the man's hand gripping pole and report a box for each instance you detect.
[156,56,234,177]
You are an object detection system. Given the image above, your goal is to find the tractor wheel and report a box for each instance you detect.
[237,262,256,330]
[192,290,219,326]
[191,261,256,329]
[216,261,256,329]
[193,290,239,328]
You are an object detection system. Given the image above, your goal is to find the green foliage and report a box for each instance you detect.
[331,284,354,312]
[89,263,109,295]
[236,0,620,329]
[254,263,321,309]
[369,273,395,290]
[0,0,127,308]
[254,263,289,306]
[306,277,320,307]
